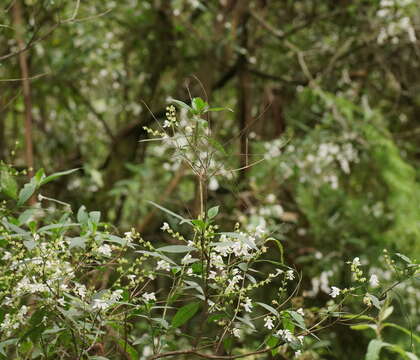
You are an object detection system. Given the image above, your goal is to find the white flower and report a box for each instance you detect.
[264,316,275,330]
[286,270,295,281]
[352,257,361,267]
[276,329,294,342]
[157,260,171,271]
[369,274,379,287]
[181,254,192,265]
[75,284,87,299]
[124,230,134,239]
[142,292,156,302]
[92,299,109,311]
[208,271,217,279]
[296,308,304,316]
[232,327,241,338]
[208,177,219,191]
[110,289,123,301]
[297,335,304,344]
[255,225,266,236]
[329,286,340,298]
[97,244,112,257]
[295,350,302,357]
[242,297,253,313]
[2,251,12,261]
[161,222,170,231]
[57,297,65,306]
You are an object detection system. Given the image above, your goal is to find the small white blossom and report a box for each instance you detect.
[156,260,171,271]
[369,274,379,287]
[276,329,294,342]
[264,316,275,330]
[242,297,253,313]
[181,254,192,265]
[329,286,341,298]
[352,257,361,267]
[232,327,241,338]
[75,284,87,299]
[297,335,304,344]
[110,289,123,301]
[161,222,170,231]
[97,244,112,257]
[296,308,305,316]
[2,251,12,261]
[142,292,156,302]
[92,299,109,311]
[286,270,295,280]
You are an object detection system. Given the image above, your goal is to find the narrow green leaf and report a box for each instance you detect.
[0,170,18,199]
[207,206,219,219]
[148,201,190,224]
[366,340,390,360]
[40,168,79,186]
[206,107,233,112]
[157,245,196,253]
[171,302,200,328]
[170,99,192,111]
[256,302,279,317]
[17,182,36,205]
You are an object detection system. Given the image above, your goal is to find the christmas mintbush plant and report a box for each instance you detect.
[0,99,418,360]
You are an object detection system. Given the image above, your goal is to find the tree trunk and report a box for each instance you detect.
[12,0,35,201]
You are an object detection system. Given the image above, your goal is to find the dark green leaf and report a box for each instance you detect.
[0,170,18,199]
[171,302,200,328]
[40,168,79,186]
[157,245,195,253]
[17,182,36,205]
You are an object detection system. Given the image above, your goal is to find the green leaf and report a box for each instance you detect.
[368,294,381,310]
[157,245,196,253]
[34,168,45,185]
[0,339,18,356]
[170,99,192,111]
[0,170,18,199]
[266,335,279,355]
[379,306,393,321]
[136,250,177,265]
[365,340,390,360]
[38,223,79,232]
[288,310,306,330]
[89,211,101,224]
[395,253,412,264]
[191,219,206,231]
[351,324,376,332]
[77,205,89,224]
[17,182,36,205]
[192,97,208,114]
[39,168,79,186]
[117,339,138,360]
[207,206,219,219]
[171,302,200,328]
[206,106,233,113]
[18,209,37,225]
[256,302,279,317]
[382,323,420,343]
[148,201,191,224]
[266,237,284,264]
[69,236,87,249]
[207,137,227,156]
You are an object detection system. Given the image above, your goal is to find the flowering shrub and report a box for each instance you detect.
[0,99,418,359]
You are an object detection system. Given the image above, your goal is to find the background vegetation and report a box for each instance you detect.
[0,0,419,359]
